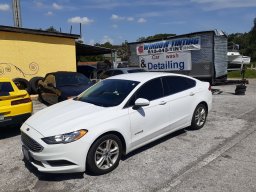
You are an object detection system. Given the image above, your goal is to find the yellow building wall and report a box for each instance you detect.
[0,31,76,80]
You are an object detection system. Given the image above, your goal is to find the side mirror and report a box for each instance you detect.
[134,98,150,107]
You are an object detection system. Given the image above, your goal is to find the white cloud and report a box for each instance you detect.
[161,21,186,25]
[52,2,62,10]
[191,0,256,10]
[101,35,114,44]
[138,12,162,18]
[112,24,118,28]
[89,39,95,45]
[127,17,134,21]
[34,1,44,8]
[137,18,147,23]
[68,17,94,25]
[0,3,10,11]
[111,14,125,20]
[46,11,53,16]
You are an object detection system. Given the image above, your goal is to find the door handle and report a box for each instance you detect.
[189,92,195,96]
[159,101,167,105]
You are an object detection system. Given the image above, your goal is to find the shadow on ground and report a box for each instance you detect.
[0,125,21,139]
[24,128,190,180]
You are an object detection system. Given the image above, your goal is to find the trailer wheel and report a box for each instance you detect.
[13,78,31,94]
[29,76,43,94]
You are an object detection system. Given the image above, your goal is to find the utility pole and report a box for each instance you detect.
[12,0,22,27]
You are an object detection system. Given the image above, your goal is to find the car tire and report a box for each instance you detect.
[13,78,31,94]
[29,77,43,94]
[190,103,208,130]
[86,134,122,175]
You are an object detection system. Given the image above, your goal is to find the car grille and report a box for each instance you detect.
[21,132,44,152]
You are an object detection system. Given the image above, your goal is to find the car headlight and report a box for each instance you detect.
[42,129,88,144]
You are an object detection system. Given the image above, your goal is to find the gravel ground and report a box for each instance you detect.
[0,79,255,192]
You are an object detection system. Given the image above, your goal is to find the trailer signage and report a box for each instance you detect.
[139,52,192,71]
[136,37,201,55]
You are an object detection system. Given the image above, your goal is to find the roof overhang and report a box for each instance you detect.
[76,43,115,56]
[0,25,80,39]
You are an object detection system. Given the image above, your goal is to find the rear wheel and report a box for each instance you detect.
[190,103,207,130]
[13,78,31,94]
[29,77,43,94]
[86,134,122,175]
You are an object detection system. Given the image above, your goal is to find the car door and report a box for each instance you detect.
[162,76,197,130]
[127,78,170,148]
[40,74,59,104]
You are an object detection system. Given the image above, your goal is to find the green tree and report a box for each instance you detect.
[137,33,176,42]
[45,26,59,32]
[228,17,256,61]
[117,40,129,61]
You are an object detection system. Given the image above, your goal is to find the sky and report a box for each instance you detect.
[0,0,255,45]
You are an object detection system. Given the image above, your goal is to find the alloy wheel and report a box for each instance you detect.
[94,139,119,170]
[195,107,206,127]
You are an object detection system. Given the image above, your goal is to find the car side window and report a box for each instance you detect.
[112,70,123,76]
[126,78,163,107]
[163,76,196,96]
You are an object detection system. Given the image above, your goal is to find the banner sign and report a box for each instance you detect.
[136,36,201,55]
[139,52,192,71]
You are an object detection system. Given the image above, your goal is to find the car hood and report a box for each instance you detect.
[25,99,115,137]
[58,84,92,98]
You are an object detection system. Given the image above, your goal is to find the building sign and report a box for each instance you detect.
[136,36,201,55]
[139,52,192,71]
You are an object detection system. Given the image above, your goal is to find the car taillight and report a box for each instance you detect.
[208,85,212,91]
[11,98,32,105]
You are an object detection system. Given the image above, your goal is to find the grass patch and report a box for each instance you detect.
[228,69,256,78]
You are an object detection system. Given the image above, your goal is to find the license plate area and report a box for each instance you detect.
[0,114,4,121]
[22,145,31,161]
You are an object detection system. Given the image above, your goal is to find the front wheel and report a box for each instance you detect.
[86,134,122,175]
[190,103,208,130]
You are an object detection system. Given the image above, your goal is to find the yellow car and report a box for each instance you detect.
[0,78,32,127]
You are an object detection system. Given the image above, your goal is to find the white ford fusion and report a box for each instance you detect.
[21,72,212,174]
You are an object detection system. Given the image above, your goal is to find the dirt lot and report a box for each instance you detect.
[0,80,255,192]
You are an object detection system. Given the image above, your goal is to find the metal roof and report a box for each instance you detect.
[0,25,115,56]
[128,30,227,45]
[76,43,115,56]
[0,25,80,39]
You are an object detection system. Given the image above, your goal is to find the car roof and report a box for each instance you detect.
[0,78,12,82]
[47,71,84,76]
[107,72,197,83]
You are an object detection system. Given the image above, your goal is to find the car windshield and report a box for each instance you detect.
[56,73,90,86]
[77,79,140,107]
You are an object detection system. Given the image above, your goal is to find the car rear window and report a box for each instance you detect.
[0,82,14,92]
[55,73,90,86]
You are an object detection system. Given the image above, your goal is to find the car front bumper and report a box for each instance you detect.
[20,124,91,173]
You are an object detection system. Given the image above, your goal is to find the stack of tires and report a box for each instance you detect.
[235,84,247,95]
[13,77,43,95]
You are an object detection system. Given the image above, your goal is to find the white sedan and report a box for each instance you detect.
[20,72,212,175]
